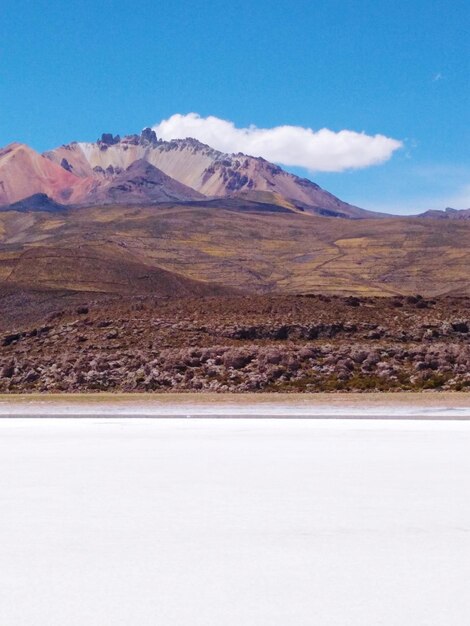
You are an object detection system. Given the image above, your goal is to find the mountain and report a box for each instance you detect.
[0,129,387,217]
[44,129,381,218]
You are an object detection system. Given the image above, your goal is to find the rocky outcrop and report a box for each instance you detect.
[1,294,470,393]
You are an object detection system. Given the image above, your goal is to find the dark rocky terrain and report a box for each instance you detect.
[1,293,469,393]
[2,193,67,213]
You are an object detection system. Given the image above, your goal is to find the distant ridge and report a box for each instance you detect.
[419,207,470,220]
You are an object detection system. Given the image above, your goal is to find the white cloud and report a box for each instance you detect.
[152,113,403,173]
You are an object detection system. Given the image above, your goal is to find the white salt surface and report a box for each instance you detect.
[1,399,470,418]
[1,416,470,625]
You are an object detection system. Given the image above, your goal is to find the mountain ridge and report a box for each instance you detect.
[419,207,470,220]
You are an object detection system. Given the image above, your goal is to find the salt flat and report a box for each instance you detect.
[1,416,470,625]
[2,391,470,418]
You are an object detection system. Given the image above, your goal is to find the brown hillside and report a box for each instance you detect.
[0,202,469,297]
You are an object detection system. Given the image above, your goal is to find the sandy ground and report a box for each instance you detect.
[1,417,469,625]
[1,392,470,418]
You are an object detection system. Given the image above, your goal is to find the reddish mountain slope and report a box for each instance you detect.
[0,143,94,205]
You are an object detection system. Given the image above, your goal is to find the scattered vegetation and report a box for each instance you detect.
[1,293,469,393]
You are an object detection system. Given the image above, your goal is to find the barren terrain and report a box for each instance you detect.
[1,203,470,297]
[1,293,469,393]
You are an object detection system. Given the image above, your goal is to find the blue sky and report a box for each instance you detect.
[1,0,468,213]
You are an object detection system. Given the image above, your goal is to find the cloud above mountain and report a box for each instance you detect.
[153,113,403,173]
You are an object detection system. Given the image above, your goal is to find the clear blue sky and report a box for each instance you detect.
[1,0,468,213]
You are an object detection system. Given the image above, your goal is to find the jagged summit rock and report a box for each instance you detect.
[98,133,121,146]
[140,128,158,144]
